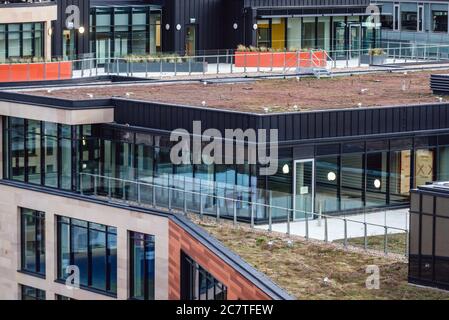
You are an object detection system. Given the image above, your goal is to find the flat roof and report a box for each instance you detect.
[17,70,449,113]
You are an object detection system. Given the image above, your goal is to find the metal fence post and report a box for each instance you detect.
[137,182,141,204]
[305,210,309,240]
[230,53,233,74]
[296,50,300,72]
[244,52,247,74]
[93,175,97,196]
[183,177,187,214]
[203,55,206,76]
[174,59,177,76]
[364,222,368,251]
[145,60,148,78]
[384,226,388,254]
[160,58,163,79]
[324,216,328,243]
[108,177,111,200]
[216,55,219,74]
[257,51,260,73]
[283,49,287,75]
[250,202,255,229]
[405,230,409,257]
[152,183,156,207]
[270,51,274,72]
[199,189,204,220]
[233,199,237,227]
[268,191,272,232]
[80,174,84,195]
[216,195,220,222]
[286,208,290,236]
[168,184,172,212]
[344,218,348,248]
[188,57,192,76]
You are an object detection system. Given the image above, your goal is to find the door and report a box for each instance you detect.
[293,159,314,220]
[348,23,362,58]
[185,25,196,56]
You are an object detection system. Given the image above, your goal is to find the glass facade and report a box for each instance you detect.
[258,15,378,56]
[129,231,155,300]
[21,208,45,275]
[379,1,449,33]
[57,216,117,294]
[4,116,449,222]
[3,117,73,189]
[21,285,45,300]
[90,6,161,63]
[0,23,43,62]
[180,252,227,300]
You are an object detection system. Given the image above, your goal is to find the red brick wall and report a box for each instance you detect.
[168,220,271,300]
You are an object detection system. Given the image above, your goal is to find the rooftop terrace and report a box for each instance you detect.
[25,70,449,113]
[195,218,449,300]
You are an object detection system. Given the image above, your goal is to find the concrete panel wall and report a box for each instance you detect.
[0,185,169,300]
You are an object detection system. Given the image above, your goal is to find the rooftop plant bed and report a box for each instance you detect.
[360,48,387,65]
[234,45,327,68]
[0,58,72,82]
[104,54,207,73]
[29,70,448,113]
[195,219,449,300]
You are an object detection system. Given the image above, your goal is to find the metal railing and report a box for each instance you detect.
[79,172,409,256]
[3,41,449,83]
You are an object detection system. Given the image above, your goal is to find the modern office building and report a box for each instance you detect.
[0,0,57,61]
[0,77,294,300]
[5,0,449,63]
[374,0,449,45]
[1,0,384,62]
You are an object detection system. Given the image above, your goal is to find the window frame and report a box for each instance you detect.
[20,208,45,276]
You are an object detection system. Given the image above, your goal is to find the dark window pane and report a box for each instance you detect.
[180,252,227,300]
[72,225,89,286]
[390,150,411,205]
[21,208,45,275]
[341,153,363,210]
[366,152,388,207]
[21,285,45,300]
[130,232,154,300]
[90,228,106,290]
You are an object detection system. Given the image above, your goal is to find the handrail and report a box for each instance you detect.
[79,172,407,232]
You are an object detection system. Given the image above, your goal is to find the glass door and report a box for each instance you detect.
[348,23,362,58]
[185,25,196,56]
[293,159,314,220]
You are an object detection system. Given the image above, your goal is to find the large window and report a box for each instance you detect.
[401,4,418,31]
[180,252,227,300]
[4,117,73,190]
[57,216,117,294]
[433,10,448,32]
[315,156,339,212]
[21,208,45,275]
[90,6,161,62]
[341,152,364,211]
[0,23,44,61]
[129,232,155,300]
[21,285,45,300]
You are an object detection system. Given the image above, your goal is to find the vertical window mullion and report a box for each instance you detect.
[105,227,110,291]
[143,235,148,300]
[87,223,92,287]
[35,213,40,273]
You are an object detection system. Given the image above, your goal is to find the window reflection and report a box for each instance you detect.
[57,216,117,294]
